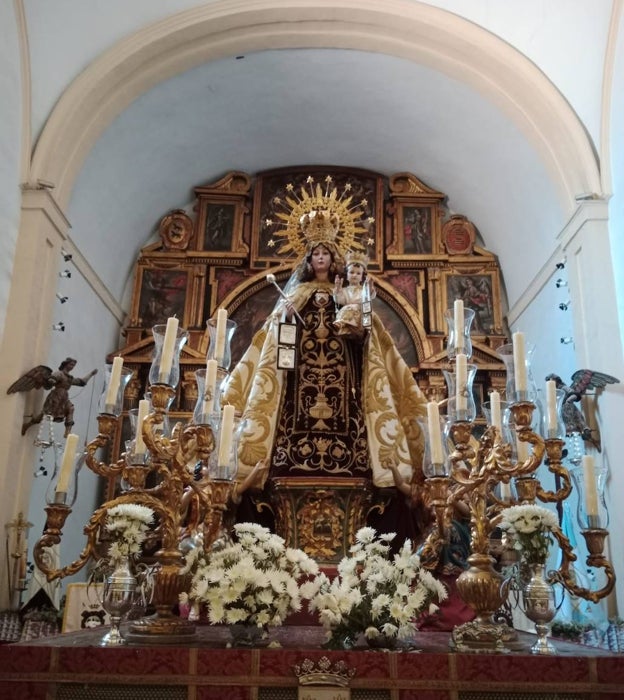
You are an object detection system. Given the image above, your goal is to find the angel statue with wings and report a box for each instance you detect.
[7,358,98,438]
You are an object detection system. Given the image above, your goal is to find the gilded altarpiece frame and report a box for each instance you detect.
[108,168,508,501]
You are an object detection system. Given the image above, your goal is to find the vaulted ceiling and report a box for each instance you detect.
[23,0,612,318]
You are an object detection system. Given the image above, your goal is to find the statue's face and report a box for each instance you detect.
[347,264,364,285]
[310,245,332,274]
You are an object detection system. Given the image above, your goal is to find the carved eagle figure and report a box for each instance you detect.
[545,370,619,451]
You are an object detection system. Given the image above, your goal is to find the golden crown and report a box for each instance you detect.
[299,209,340,245]
[345,249,369,267]
[293,656,356,687]
[264,175,375,259]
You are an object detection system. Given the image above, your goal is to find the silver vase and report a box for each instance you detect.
[522,562,556,655]
[100,558,136,646]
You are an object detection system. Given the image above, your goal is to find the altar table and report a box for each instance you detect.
[1,625,623,699]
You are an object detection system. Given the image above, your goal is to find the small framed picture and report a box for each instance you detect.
[442,269,502,334]
[134,266,191,328]
[278,322,298,346]
[62,583,110,633]
[193,173,251,257]
[277,346,296,370]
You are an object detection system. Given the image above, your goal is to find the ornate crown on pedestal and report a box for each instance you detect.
[264,175,374,259]
[293,656,356,687]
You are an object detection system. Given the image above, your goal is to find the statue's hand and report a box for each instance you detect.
[284,300,296,321]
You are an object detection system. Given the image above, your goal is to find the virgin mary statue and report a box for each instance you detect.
[222,178,429,558]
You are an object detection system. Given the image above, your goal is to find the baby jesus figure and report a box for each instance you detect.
[333,252,376,339]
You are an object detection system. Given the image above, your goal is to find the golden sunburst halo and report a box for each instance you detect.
[265,176,374,259]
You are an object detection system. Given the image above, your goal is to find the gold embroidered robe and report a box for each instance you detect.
[223,280,427,489]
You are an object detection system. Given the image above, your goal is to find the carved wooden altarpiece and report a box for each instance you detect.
[106,167,509,552]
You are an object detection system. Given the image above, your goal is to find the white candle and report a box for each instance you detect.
[490,390,502,430]
[218,404,236,468]
[546,379,557,434]
[516,435,529,462]
[57,433,79,493]
[203,359,218,415]
[456,353,467,412]
[427,401,444,465]
[454,299,465,351]
[500,481,512,501]
[105,356,124,407]
[134,399,150,454]
[512,331,527,393]
[214,309,227,363]
[159,317,179,382]
[582,455,599,516]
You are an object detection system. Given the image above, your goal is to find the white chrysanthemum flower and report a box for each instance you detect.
[370,593,390,616]
[224,607,248,624]
[364,626,380,639]
[306,528,446,645]
[186,523,318,628]
[104,503,154,564]
[381,622,398,637]
[355,527,376,544]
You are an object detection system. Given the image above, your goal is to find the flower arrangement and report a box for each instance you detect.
[499,504,559,565]
[301,527,447,648]
[104,503,154,564]
[182,523,319,628]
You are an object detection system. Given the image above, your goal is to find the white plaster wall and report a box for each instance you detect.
[510,265,576,390]
[25,0,210,140]
[425,0,611,152]
[0,2,23,341]
[609,9,624,350]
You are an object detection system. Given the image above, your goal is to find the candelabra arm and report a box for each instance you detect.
[536,438,572,504]
[142,413,179,461]
[33,493,175,582]
[177,423,215,474]
[85,414,126,478]
[487,439,515,478]
[202,481,235,549]
[548,527,615,603]
[514,427,545,477]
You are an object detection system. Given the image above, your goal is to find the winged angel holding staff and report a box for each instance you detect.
[7,358,98,437]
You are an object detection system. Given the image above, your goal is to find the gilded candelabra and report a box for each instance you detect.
[33,319,239,643]
[421,321,615,653]
[422,398,615,654]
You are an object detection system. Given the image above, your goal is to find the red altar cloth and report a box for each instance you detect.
[1,625,623,699]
